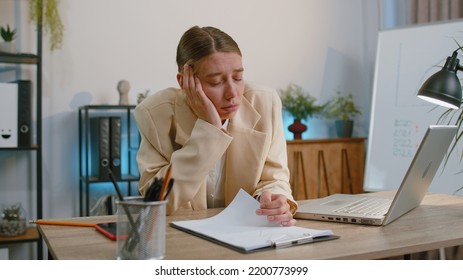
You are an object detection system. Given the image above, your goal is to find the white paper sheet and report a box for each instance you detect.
[171,189,334,252]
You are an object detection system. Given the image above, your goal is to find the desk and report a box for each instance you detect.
[37,192,463,260]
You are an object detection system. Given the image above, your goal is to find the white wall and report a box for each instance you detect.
[0,0,379,258]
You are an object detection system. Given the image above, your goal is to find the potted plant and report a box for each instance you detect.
[279,83,322,139]
[322,90,362,138]
[137,89,150,104]
[0,24,17,53]
[0,203,27,237]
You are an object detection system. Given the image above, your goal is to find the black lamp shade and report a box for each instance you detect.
[418,69,462,109]
[417,53,462,109]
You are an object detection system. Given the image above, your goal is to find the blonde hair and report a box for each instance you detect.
[176,26,242,72]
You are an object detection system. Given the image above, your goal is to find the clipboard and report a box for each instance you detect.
[170,189,338,253]
[170,222,339,253]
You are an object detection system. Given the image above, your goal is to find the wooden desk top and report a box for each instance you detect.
[37,192,463,260]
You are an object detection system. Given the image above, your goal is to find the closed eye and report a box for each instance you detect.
[208,80,223,86]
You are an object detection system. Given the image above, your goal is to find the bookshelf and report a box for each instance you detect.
[78,105,140,216]
[0,3,43,259]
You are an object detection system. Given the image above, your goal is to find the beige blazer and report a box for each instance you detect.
[134,83,297,215]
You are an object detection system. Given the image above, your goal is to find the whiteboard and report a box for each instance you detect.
[365,20,463,194]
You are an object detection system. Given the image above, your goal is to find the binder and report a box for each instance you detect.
[0,80,32,147]
[110,117,121,179]
[0,82,18,147]
[16,80,32,147]
[90,117,110,180]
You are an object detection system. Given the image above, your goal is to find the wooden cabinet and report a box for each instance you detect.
[287,138,366,200]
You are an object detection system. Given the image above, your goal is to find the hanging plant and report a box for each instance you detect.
[28,0,64,51]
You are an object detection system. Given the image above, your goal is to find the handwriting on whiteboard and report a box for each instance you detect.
[392,119,415,158]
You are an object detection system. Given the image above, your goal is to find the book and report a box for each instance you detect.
[170,189,338,253]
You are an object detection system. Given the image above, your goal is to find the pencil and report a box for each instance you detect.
[160,164,172,201]
[30,219,96,227]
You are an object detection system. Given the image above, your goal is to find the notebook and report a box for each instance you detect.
[294,125,457,226]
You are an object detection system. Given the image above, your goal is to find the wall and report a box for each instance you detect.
[0,0,379,259]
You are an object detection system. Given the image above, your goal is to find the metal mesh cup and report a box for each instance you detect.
[116,197,167,260]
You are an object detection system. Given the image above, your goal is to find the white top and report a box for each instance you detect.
[206,120,229,208]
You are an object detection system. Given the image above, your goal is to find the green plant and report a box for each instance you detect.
[137,89,150,104]
[29,0,64,51]
[0,25,17,42]
[436,108,463,169]
[2,204,21,222]
[322,91,362,121]
[279,83,322,120]
[0,203,26,236]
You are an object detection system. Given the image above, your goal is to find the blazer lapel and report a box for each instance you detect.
[225,97,268,204]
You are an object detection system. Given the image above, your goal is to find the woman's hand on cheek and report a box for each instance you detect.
[182,65,222,128]
[256,191,296,227]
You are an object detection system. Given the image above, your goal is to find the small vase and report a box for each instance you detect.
[288,119,307,140]
[0,42,16,53]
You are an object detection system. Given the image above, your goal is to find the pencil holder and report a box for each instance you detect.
[116,197,167,260]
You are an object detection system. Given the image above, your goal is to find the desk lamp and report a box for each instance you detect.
[417,50,463,109]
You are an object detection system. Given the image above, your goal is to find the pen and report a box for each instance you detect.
[108,169,140,252]
[144,177,162,202]
[108,169,138,233]
[159,164,172,201]
[30,219,96,227]
[108,169,126,203]
[272,235,313,248]
[164,178,174,199]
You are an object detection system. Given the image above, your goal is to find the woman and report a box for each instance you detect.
[135,25,297,226]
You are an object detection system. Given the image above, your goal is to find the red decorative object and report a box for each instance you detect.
[288,119,307,140]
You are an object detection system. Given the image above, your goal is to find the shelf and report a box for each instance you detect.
[0,145,39,151]
[0,227,40,245]
[0,1,43,259]
[80,104,136,110]
[80,174,139,183]
[0,53,39,65]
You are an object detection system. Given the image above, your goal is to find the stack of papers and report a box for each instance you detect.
[171,189,337,253]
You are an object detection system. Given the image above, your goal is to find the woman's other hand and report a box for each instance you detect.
[256,191,296,226]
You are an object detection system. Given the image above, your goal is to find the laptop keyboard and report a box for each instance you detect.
[334,197,392,216]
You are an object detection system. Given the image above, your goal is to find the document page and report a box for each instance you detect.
[171,189,335,252]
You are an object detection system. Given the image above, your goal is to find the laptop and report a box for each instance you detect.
[294,125,457,226]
